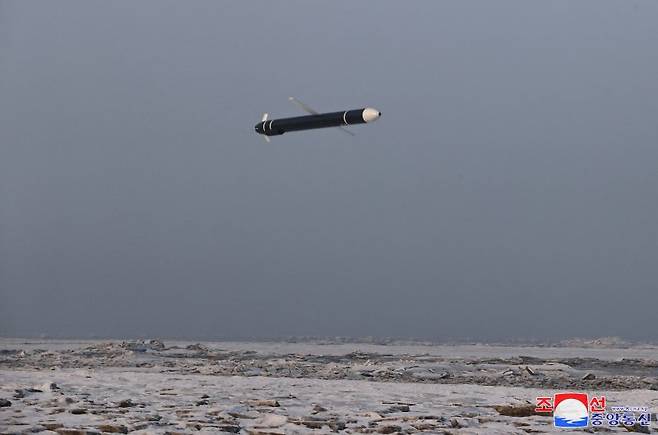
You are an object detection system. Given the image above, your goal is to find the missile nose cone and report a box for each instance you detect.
[362,107,381,123]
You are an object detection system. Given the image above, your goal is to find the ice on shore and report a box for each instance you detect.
[1,338,657,434]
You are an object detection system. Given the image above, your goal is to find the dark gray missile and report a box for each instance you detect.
[254,104,380,140]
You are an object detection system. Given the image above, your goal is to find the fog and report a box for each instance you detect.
[1,1,657,341]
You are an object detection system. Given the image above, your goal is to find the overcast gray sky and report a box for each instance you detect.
[1,1,657,341]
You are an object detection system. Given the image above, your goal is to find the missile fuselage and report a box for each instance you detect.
[255,107,380,137]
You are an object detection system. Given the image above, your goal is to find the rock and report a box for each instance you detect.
[120,341,148,352]
[582,372,596,380]
[293,418,346,432]
[186,343,209,352]
[43,423,64,430]
[311,404,327,414]
[225,405,259,419]
[246,399,280,407]
[253,413,287,428]
[243,368,263,377]
[626,422,651,434]
[69,408,87,414]
[147,339,165,350]
[329,420,347,431]
[378,425,402,434]
[0,398,11,407]
[195,399,209,406]
[414,423,439,431]
[96,424,128,434]
[218,425,241,433]
[130,423,150,431]
[450,418,465,428]
[201,394,210,399]
[42,382,60,391]
[407,367,450,381]
[494,404,543,417]
[14,388,42,398]
[55,429,101,435]
[23,424,48,433]
[117,399,136,408]
[296,419,325,429]
[176,409,192,418]
[358,411,383,420]
[246,430,284,435]
[382,404,410,413]
[119,339,164,352]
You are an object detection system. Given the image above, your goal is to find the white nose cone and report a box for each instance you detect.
[362,107,381,123]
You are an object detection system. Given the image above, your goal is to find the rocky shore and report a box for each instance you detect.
[1,339,657,434]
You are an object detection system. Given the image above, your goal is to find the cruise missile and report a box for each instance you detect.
[254,97,381,141]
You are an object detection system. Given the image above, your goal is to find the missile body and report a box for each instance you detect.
[255,107,380,137]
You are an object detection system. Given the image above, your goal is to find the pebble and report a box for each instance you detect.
[246,399,280,407]
[69,408,87,414]
[186,343,209,352]
[383,404,410,413]
[253,413,287,428]
[494,404,539,417]
[311,404,327,414]
[54,429,100,435]
[41,382,60,391]
[96,424,128,433]
[117,399,136,408]
[378,424,402,434]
